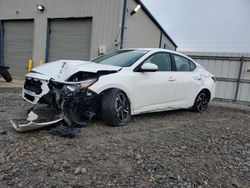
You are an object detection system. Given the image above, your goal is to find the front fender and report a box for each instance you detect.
[90,83,132,101]
[88,73,134,105]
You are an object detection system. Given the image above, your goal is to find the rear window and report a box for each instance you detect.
[92,50,148,67]
[189,61,196,71]
[174,55,196,72]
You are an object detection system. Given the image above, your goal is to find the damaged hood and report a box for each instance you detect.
[28,60,121,81]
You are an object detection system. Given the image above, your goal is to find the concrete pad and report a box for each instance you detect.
[0,77,24,88]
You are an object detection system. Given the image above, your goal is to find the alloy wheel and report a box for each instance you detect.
[196,93,209,112]
[115,93,130,123]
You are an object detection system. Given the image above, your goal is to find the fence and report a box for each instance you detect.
[182,51,250,105]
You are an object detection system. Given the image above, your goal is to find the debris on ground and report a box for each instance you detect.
[0,131,7,135]
[9,101,91,136]
[50,123,81,138]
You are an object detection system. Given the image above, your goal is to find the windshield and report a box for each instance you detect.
[91,50,148,67]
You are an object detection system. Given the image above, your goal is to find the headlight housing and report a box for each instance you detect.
[66,78,98,91]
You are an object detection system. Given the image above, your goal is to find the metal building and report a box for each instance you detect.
[0,0,177,77]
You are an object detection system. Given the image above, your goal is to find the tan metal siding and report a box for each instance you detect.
[124,0,175,50]
[161,34,176,50]
[124,0,160,48]
[0,0,123,66]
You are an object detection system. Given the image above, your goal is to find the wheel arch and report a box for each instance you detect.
[99,87,132,106]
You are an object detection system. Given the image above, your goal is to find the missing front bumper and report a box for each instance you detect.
[10,107,63,132]
[10,118,63,132]
[15,79,102,132]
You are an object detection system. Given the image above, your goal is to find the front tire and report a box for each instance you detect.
[102,89,131,126]
[192,91,210,112]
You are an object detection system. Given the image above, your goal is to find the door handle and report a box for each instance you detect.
[193,77,202,81]
[168,77,176,81]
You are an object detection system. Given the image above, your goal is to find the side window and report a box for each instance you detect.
[189,61,196,71]
[174,55,191,72]
[143,53,172,71]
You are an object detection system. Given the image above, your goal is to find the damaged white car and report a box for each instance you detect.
[12,49,216,131]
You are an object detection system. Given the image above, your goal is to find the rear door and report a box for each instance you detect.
[171,54,202,106]
[133,52,176,113]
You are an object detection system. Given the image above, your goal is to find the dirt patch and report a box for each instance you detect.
[0,89,249,187]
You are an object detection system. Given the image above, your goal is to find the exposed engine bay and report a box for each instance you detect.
[44,79,100,127]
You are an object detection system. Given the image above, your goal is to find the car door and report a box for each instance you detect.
[132,52,176,113]
[170,54,202,107]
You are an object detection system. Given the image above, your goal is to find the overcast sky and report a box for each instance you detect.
[141,0,250,53]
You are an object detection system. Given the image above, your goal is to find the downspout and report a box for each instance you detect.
[0,21,3,66]
[159,31,163,48]
[45,20,51,63]
[120,0,128,49]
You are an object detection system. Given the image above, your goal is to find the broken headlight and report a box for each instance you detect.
[66,78,98,91]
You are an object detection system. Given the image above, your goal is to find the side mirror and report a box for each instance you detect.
[140,63,158,72]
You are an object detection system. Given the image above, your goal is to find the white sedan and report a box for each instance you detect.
[21,49,216,127]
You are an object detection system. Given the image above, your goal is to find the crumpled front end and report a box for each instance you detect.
[47,80,101,127]
[22,77,50,104]
[13,68,118,132]
[12,81,101,132]
[13,81,101,132]
[22,60,120,105]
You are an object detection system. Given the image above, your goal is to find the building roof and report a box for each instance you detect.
[134,0,178,48]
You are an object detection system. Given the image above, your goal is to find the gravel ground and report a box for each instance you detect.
[0,89,249,188]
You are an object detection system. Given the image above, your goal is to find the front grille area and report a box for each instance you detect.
[24,79,43,95]
[24,93,35,102]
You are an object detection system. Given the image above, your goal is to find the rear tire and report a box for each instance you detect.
[102,89,131,126]
[0,69,12,82]
[192,91,209,112]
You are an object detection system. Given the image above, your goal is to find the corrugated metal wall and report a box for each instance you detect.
[161,34,176,50]
[0,0,123,66]
[125,0,160,48]
[182,51,250,104]
[124,0,175,50]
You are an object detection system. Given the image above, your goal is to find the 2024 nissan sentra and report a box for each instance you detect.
[22,49,216,127]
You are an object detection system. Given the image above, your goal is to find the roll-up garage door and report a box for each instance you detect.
[3,20,33,77]
[48,18,92,62]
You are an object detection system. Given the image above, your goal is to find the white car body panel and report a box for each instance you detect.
[31,60,121,81]
[132,71,176,111]
[22,48,216,116]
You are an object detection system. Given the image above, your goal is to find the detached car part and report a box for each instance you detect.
[0,66,12,82]
[10,110,63,132]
